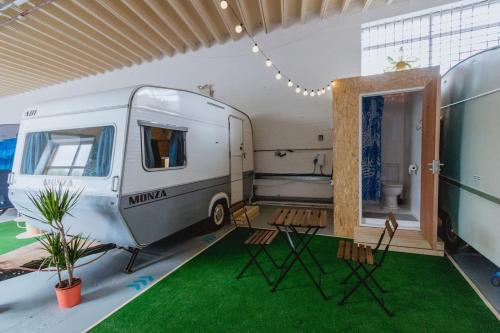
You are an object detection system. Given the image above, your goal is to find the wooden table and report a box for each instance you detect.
[268,208,329,300]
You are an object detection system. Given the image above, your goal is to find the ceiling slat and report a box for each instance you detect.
[0,0,399,97]
[281,0,287,28]
[122,0,185,55]
[300,0,309,23]
[258,0,270,33]
[167,0,211,48]
[74,0,161,61]
[236,0,254,36]
[341,0,352,13]
[212,0,240,41]
[25,3,128,68]
[50,2,142,64]
[98,0,175,58]
[0,28,107,73]
[144,0,199,51]
[320,0,329,19]
[191,0,226,44]
[0,38,89,77]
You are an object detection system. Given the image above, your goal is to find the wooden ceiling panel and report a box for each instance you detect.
[0,0,403,97]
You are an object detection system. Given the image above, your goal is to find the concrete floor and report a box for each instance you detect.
[0,221,234,333]
[452,250,500,314]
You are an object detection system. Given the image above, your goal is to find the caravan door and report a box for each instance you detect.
[229,116,244,204]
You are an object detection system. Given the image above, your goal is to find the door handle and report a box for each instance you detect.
[111,176,120,192]
[427,160,444,174]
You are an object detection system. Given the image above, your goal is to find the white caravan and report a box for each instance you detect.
[9,86,254,250]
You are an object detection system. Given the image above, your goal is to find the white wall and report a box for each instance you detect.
[0,0,456,200]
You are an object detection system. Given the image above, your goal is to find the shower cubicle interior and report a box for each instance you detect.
[360,90,423,230]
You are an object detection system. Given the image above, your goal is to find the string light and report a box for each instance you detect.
[220,0,332,98]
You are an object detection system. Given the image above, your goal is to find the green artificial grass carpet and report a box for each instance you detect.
[0,221,38,255]
[93,229,499,333]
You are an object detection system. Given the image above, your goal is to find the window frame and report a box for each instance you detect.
[44,137,95,176]
[20,124,116,179]
[361,0,500,75]
[138,120,188,172]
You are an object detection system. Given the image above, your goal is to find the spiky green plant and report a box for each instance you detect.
[27,185,90,287]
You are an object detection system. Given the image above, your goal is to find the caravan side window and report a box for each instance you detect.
[20,126,115,177]
[141,124,187,170]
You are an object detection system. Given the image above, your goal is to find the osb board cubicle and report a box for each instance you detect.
[332,67,441,244]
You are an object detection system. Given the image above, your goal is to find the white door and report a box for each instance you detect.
[229,117,244,204]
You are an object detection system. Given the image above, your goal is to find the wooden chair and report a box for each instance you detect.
[336,213,399,316]
[230,202,279,285]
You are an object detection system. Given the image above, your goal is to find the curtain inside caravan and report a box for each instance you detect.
[83,126,115,177]
[0,138,17,171]
[168,130,185,167]
[362,96,384,201]
[21,132,49,174]
[142,126,157,169]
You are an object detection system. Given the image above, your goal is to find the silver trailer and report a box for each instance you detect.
[439,47,500,266]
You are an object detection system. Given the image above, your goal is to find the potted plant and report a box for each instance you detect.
[27,185,92,309]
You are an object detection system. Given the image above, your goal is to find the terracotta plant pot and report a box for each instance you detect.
[55,278,82,309]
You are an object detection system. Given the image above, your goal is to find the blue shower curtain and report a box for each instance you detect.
[169,131,185,167]
[362,96,384,201]
[0,138,17,171]
[84,126,114,176]
[21,132,49,174]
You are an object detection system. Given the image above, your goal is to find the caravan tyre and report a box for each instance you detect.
[443,215,460,254]
[209,200,228,229]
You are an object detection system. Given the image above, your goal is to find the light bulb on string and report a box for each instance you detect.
[310,91,316,97]
[220,1,228,9]
[322,88,326,94]
[331,81,336,87]
[317,90,321,96]
[235,24,243,34]
[275,71,282,80]
[287,80,293,87]
[295,86,301,93]
[265,59,272,67]
[252,44,259,53]
[327,85,331,91]
[303,89,308,96]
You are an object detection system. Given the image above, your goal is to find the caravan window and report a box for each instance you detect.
[141,125,186,170]
[20,126,114,177]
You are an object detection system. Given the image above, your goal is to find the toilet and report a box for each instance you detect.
[381,181,403,209]
[381,163,403,209]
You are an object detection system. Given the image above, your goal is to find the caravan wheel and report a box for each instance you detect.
[442,215,460,254]
[209,200,228,229]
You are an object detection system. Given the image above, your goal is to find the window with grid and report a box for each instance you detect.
[361,0,500,75]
